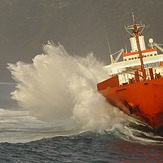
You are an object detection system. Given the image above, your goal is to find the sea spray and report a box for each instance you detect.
[8,42,126,131]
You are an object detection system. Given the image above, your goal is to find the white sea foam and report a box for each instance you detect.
[8,42,126,132]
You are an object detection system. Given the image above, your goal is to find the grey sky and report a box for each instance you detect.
[0,0,162,81]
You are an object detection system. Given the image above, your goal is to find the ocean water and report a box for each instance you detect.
[0,43,162,162]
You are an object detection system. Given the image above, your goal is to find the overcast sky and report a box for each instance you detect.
[0,0,162,81]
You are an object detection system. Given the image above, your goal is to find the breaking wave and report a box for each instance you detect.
[8,42,126,132]
[6,42,163,144]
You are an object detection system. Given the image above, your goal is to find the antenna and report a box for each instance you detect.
[106,36,114,63]
[106,36,112,55]
[125,12,145,37]
[132,12,135,23]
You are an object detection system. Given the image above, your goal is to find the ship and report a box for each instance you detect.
[97,14,163,136]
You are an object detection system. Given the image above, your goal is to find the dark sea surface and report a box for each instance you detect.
[0,82,162,163]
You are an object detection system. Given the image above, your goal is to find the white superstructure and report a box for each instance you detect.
[104,22,163,79]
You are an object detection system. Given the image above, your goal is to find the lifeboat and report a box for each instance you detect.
[97,13,163,136]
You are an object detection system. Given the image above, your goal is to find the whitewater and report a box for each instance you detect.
[0,41,160,145]
[0,42,162,162]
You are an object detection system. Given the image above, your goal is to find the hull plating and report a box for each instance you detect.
[98,78,163,135]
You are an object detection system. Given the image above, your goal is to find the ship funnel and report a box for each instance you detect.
[130,35,146,52]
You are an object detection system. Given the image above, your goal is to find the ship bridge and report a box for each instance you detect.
[104,24,163,76]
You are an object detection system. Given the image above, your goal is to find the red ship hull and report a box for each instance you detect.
[97,77,163,135]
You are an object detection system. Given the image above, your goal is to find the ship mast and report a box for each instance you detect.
[132,13,146,81]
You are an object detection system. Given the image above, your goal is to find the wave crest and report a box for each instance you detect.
[8,42,125,131]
